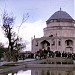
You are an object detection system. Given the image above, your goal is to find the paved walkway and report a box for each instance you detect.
[18,59,36,62]
[0,59,36,66]
[0,59,36,73]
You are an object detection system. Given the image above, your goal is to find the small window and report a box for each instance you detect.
[52,41,55,46]
[49,35,53,37]
[58,41,61,46]
[36,41,38,46]
[67,41,69,45]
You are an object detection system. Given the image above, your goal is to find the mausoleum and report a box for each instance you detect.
[32,9,75,53]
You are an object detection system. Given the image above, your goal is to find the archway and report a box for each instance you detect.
[41,40,50,50]
[65,39,73,53]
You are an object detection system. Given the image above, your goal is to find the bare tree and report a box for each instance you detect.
[2,10,28,61]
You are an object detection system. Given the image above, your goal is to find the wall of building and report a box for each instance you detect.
[44,27,75,37]
[47,21,74,27]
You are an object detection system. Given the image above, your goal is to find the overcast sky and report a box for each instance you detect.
[0,0,74,51]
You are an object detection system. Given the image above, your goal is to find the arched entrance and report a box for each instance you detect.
[65,39,73,53]
[41,40,50,50]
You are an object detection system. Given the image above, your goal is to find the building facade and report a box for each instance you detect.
[32,9,75,53]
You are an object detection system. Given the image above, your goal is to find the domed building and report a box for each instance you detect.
[32,9,75,53]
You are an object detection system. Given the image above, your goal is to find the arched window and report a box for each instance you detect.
[58,39,61,46]
[52,39,55,46]
[49,35,53,37]
[65,39,73,53]
[65,39,73,46]
[58,41,61,46]
[36,41,38,46]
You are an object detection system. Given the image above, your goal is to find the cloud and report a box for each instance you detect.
[17,20,46,51]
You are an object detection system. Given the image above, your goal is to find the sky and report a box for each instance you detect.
[0,0,74,51]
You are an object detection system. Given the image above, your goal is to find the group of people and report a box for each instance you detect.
[35,49,75,60]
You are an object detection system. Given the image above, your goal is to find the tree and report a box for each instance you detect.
[13,37,26,52]
[2,10,27,61]
[0,43,5,59]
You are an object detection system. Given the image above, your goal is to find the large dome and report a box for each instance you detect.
[46,10,74,24]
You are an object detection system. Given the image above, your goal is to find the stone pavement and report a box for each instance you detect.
[0,59,36,66]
